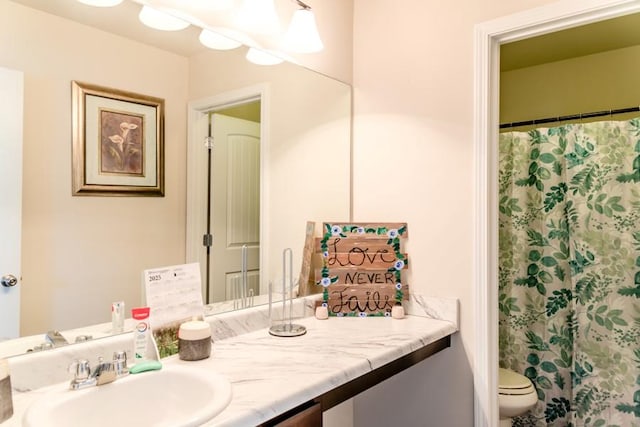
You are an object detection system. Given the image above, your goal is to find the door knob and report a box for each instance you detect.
[1,275,18,287]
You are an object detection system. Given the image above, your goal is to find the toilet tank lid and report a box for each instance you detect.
[499,368,532,389]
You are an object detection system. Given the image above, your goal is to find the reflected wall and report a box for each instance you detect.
[188,48,351,295]
[0,1,189,335]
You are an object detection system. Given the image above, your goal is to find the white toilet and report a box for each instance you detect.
[498,368,538,427]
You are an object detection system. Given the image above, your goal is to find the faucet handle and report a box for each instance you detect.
[68,359,91,381]
[113,351,129,377]
[113,351,127,362]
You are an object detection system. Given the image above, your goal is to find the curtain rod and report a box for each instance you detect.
[499,106,640,130]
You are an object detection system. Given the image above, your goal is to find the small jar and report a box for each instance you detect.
[178,320,212,361]
[392,303,405,319]
[315,306,329,320]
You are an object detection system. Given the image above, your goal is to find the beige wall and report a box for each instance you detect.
[501,44,640,125]
[350,0,557,425]
[1,2,189,334]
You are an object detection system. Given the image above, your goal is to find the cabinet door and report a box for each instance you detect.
[273,402,322,427]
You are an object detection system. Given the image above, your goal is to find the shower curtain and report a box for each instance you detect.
[498,118,640,426]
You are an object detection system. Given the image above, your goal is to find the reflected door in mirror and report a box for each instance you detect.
[211,114,260,303]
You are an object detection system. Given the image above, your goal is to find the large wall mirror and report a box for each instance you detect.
[0,0,351,358]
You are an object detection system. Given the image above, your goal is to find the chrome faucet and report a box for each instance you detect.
[68,352,129,390]
[68,359,97,390]
[45,330,69,347]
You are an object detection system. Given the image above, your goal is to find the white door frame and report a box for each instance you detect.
[186,83,270,304]
[473,1,640,426]
[0,67,23,339]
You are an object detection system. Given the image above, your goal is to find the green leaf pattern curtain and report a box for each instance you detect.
[498,118,640,426]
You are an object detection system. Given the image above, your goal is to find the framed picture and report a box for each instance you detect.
[72,81,164,196]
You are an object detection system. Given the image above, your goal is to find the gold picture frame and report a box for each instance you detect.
[72,81,164,196]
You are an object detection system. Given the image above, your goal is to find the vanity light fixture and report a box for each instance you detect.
[236,0,281,35]
[76,0,123,6]
[138,5,190,31]
[245,47,284,65]
[283,0,323,53]
[199,28,243,51]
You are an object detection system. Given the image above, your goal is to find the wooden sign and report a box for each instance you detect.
[315,222,409,317]
[314,268,404,286]
[316,237,395,253]
[297,221,316,296]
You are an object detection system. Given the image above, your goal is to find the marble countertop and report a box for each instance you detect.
[202,315,457,426]
[4,296,458,426]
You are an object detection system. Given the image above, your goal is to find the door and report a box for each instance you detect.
[210,114,260,303]
[0,67,23,339]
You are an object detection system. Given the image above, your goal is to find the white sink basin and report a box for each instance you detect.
[22,364,232,427]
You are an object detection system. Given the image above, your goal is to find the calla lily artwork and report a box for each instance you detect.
[72,80,164,196]
[100,111,143,175]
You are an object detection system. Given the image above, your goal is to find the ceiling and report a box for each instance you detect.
[9,0,207,57]
[501,12,640,71]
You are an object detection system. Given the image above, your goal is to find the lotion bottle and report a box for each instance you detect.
[112,301,125,333]
[131,307,151,363]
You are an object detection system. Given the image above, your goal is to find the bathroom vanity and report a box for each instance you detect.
[4,296,458,426]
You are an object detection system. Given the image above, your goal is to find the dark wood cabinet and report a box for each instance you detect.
[273,402,322,427]
[259,401,322,427]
